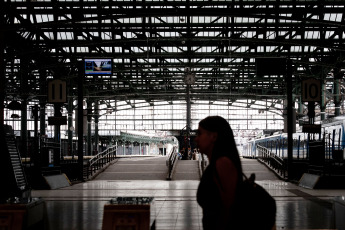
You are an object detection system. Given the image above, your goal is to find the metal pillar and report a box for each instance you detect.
[87,100,92,156]
[94,101,99,154]
[0,9,4,126]
[334,78,341,117]
[286,59,293,180]
[321,82,326,120]
[186,84,191,130]
[53,103,62,165]
[32,105,39,162]
[68,96,73,156]
[77,61,84,181]
[184,84,191,160]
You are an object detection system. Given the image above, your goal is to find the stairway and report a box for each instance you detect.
[94,156,168,180]
[5,135,29,192]
[173,160,200,180]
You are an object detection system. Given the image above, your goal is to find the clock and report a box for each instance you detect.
[184,74,196,85]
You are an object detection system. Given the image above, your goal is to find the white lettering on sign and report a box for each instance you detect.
[48,79,67,103]
[301,78,321,102]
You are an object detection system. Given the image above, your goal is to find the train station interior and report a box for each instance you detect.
[1,1,345,229]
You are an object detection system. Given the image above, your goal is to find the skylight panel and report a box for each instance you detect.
[223,58,233,63]
[161,16,178,23]
[305,31,320,39]
[243,31,256,38]
[102,47,112,52]
[44,32,53,39]
[101,19,112,24]
[76,47,88,52]
[41,14,54,22]
[195,31,205,37]
[266,31,276,39]
[203,17,219,24]
[135,17,143,23]
[101,32,112,40]
[325,13,342,22]
[234,17,242,23]
[58,32,72,40]
[237,47,250,52]
[123,32,136,38]
[307,14,319,20]
[35,15,45,23]
[257,46,265,52]
[290,46,301,52]
[325,31,334,38]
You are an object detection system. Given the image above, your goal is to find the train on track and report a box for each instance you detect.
[242,117,345,161]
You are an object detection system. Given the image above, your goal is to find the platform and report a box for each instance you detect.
[31,158,345,230]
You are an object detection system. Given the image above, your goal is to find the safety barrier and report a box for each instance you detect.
[198,153,209,177]
[257,145,288,179]
[166,146,178,180]
[86,146,117,179]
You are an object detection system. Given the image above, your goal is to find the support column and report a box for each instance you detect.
[286,59,293,181]
[32,104,39,164]
[297,98,303,125]
[184,84,191,160]
[94,101,99,154]
[53,103,62,165]
[0,9,4,126]
[39,72,46,138]
[334,78,341,117]
[87,100,92,156]
[67,96,73,156]
[39,102,45,167]
[321,81,326,120]
[21,97,28,158]
[77,61,84,181]
[131,142,134,155]
[186,85,191,130]
[20,58,29,158]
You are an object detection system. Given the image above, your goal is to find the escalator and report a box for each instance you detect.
[6,135,28,190]
[0,125,30,202]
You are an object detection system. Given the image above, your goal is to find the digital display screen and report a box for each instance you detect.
[84,58,112,75]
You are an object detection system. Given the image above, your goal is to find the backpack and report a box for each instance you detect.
[234,173,276,230]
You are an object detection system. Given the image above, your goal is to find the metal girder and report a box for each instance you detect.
[2,0,345,113]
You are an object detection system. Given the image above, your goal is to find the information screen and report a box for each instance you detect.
[84,58,112,75]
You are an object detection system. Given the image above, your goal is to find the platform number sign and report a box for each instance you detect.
[48,79,67,103]
[302,78,321,102]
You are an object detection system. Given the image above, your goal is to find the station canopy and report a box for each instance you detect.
[2,0,345,116]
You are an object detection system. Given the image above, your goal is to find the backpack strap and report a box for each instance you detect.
[243,173,256,183]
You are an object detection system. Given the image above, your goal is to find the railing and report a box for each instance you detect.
[198,153,209,177]
[85,146,117,179]
[166,146,178,180]
[257,144,288,180]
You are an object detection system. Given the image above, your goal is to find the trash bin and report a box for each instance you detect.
[309,141,325,165]
[0,198,46,230]
[102,197,156,230]
[333,149,344,162]
[334,196,345,230]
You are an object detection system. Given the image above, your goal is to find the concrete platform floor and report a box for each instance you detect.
[31,157,345,230]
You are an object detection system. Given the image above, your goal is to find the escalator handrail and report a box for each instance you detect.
[166,146,178,180]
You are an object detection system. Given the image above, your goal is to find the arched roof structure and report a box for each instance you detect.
[2,0,345,134]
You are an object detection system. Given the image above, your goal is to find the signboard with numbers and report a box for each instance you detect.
[48,79,67,103]
[301,78,321,102]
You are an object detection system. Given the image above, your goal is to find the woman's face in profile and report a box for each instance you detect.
[195,126,217,157]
